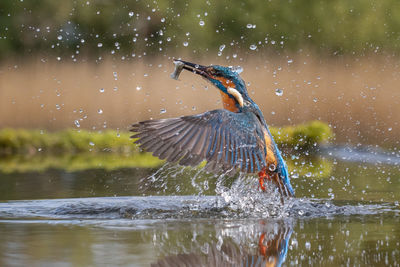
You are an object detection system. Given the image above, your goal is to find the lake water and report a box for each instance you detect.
[0,147,399,266]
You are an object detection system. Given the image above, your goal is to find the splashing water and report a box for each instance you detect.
[132,163,399,219]
[216,174,287,217]
[139,164,302,218]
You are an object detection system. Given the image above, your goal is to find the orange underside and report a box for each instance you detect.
[258,132,278,191]
[219,91,238,112]
[264,132,277,166]
[213,75,279,192]
[214,76,239,113]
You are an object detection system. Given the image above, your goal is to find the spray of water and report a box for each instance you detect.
[139,163,291,217]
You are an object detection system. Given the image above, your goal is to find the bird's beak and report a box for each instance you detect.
[173,59,211,79]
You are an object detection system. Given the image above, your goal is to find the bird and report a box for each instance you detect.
[151,222,292,267]
[131,59,294,197]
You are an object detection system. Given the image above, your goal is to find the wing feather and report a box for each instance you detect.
[131,109,267,174]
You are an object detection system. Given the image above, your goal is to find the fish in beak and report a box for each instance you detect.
[171,59,211,80]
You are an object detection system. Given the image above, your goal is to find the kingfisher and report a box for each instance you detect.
[131,59,294,197]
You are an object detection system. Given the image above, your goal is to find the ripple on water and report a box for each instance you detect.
[0,194,397,223]
[0,163,398,223]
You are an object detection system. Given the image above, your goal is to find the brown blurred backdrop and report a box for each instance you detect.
[1,54,399,146]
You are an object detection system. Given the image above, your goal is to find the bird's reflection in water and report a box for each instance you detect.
[151,220,293,267]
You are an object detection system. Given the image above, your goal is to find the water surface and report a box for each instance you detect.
[0,149,399,266]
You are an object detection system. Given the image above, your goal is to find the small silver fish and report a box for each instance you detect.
[170,60,184,80]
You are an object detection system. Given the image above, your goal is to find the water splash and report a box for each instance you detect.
[0,196,396,222]
[216,173,285,217]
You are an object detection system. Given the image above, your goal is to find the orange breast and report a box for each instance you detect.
[264,131,277,166]
[220,91,238,112]
[214,77,238,112]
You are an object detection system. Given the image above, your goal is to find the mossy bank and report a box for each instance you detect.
[0,121,332,156]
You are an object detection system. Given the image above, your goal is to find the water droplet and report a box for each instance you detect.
[231,66,243,74]
[113,87,118,91]
[160,108,167,114]
[288,59,293,64]
[98,109,103,114]
[136,86,142,91]
[97,43,103,47]
[57,35,62,40]
[275,88,283,96]
[113,72,118,80]
[313,98,318,103]
[249,44,257,50]
[219,44,225,52]
[183,41,189,47]
[74,120,80,128]
[99,88,104,93]
[199,20,205,26]
[128,11,134,17]
[246,24,252,28]
[161,18,165,23]
[89,142,95,146]
[55,104,61,110]
[268,164,276,172]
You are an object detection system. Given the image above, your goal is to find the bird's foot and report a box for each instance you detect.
[258,170,270,191]
[259,176,266,191]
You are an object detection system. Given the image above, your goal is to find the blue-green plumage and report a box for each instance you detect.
[131,60,295,197]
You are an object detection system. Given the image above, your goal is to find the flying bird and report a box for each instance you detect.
[131,60,294,197]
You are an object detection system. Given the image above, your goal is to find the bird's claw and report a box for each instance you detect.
[258,170,270,191]
[259,176,266,191]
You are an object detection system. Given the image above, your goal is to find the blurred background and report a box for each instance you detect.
[1,0,400,147]
[1,2,400,265]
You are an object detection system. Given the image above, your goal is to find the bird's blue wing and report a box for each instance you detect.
[131,109,267,174]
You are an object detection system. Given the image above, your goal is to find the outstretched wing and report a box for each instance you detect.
[131,109,267,174]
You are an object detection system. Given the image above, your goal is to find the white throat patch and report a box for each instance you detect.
[227,87,244,107]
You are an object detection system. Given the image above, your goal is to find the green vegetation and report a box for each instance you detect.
[288,156,333,179]
[271,120,333,151]
[0,153,332,179]
[0,122,332,172]
[0,128,136,155]
[0,154,161,173]
[1,0,399,59]
[0,121,332,156]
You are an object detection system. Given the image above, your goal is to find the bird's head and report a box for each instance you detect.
[174,59,250,112]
